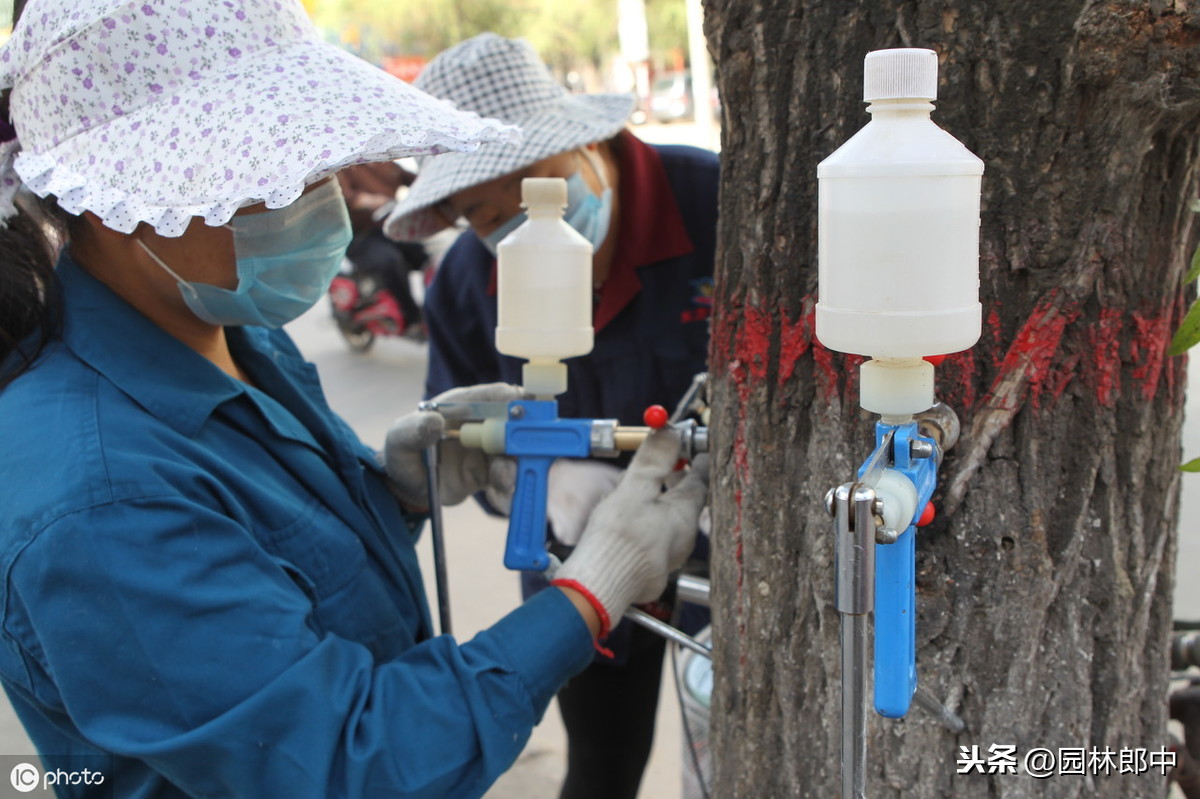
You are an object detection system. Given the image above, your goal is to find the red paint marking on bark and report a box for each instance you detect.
[777,303,813,386]
[1130,311,1172,402]
[1085,308,1123,407]
[735,304,774,380]
[982,292,1078,409]
[941,349,977,410]
[987,308,1005,369]
[729,359,753,407]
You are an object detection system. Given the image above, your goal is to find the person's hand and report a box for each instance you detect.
[551,429,708,636]
[384,383,520,511]
[546,458,624,546]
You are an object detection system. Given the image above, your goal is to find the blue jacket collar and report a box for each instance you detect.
[56,250,247,437]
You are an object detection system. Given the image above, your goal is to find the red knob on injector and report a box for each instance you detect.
[923,355,947,367]
[643,405,669,429]
[917,502,936,527]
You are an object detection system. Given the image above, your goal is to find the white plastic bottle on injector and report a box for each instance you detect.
[494,177,595,398]
[815,48,984,419]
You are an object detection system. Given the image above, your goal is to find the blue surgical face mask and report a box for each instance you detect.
[479,149,613,256]
[139,179,353,328]
[564,148,614,249]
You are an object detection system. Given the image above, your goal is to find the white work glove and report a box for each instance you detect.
[546,459,625,546]
[552,429,708,633]
[384,383,520,510]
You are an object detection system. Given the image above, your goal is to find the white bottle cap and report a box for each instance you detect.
[863,48,938,102]
[521,177,567,208]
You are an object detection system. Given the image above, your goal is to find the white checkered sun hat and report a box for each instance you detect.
[383,33,635,241]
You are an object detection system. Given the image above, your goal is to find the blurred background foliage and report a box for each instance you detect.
[306,0,688,80]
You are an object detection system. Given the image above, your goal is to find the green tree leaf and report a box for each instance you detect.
[1170,298,1200,355]
[1185,243,1200,285]
[1181,457,1200,472]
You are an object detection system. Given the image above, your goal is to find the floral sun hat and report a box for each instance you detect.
[382,33,635,241]
[0,0,520,237]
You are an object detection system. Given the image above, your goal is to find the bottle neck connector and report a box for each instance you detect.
[522,360,568,399]
[859,357,934,418]
[865,98,935,116]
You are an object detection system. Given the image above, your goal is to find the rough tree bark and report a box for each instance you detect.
[702,2,1200,796]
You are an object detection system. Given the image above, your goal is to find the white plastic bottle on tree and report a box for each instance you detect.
[816,47,984,419]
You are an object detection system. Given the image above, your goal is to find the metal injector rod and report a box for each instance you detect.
[829,481,879,799]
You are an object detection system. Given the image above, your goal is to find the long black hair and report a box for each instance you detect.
[0,90,73,390]
[0,0,80,389]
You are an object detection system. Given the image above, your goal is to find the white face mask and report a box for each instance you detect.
[139,180,353,327]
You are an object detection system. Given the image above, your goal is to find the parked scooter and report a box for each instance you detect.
[329,228,429,353]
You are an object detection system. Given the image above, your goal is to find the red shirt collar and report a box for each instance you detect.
[486,132,694,331]
[593,131,694,330]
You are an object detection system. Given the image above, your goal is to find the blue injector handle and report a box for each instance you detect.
[502,399,594,571]
[860,421,940,718]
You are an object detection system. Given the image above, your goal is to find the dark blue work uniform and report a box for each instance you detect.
[422,131,718,797]
[0,256,596,798]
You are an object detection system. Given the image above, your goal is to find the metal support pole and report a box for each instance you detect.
[422,444,453,637]
[834,482,878,799]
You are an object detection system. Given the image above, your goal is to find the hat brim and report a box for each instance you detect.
[14,40,518,237]
[383,92,635,241]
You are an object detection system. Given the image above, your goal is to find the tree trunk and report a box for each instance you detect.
[702,2,1200,796]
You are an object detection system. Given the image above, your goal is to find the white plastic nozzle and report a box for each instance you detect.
[863,48,938,102]
[523,360,569,398]
[859,358,934,418]
[521,177,568,208]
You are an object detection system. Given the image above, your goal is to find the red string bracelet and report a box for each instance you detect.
[551,578,615,658]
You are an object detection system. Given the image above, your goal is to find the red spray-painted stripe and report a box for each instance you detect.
[939,349,977,411]
[735,305,773,381]
[777,301,813,386]
[979,291,1078,410]
[987,308,1005,370]
[1131,311,1172,402]
[1086,308,1123,407]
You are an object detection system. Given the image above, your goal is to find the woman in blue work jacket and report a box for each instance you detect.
[384,34,719,799]
[0,1,707,797]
